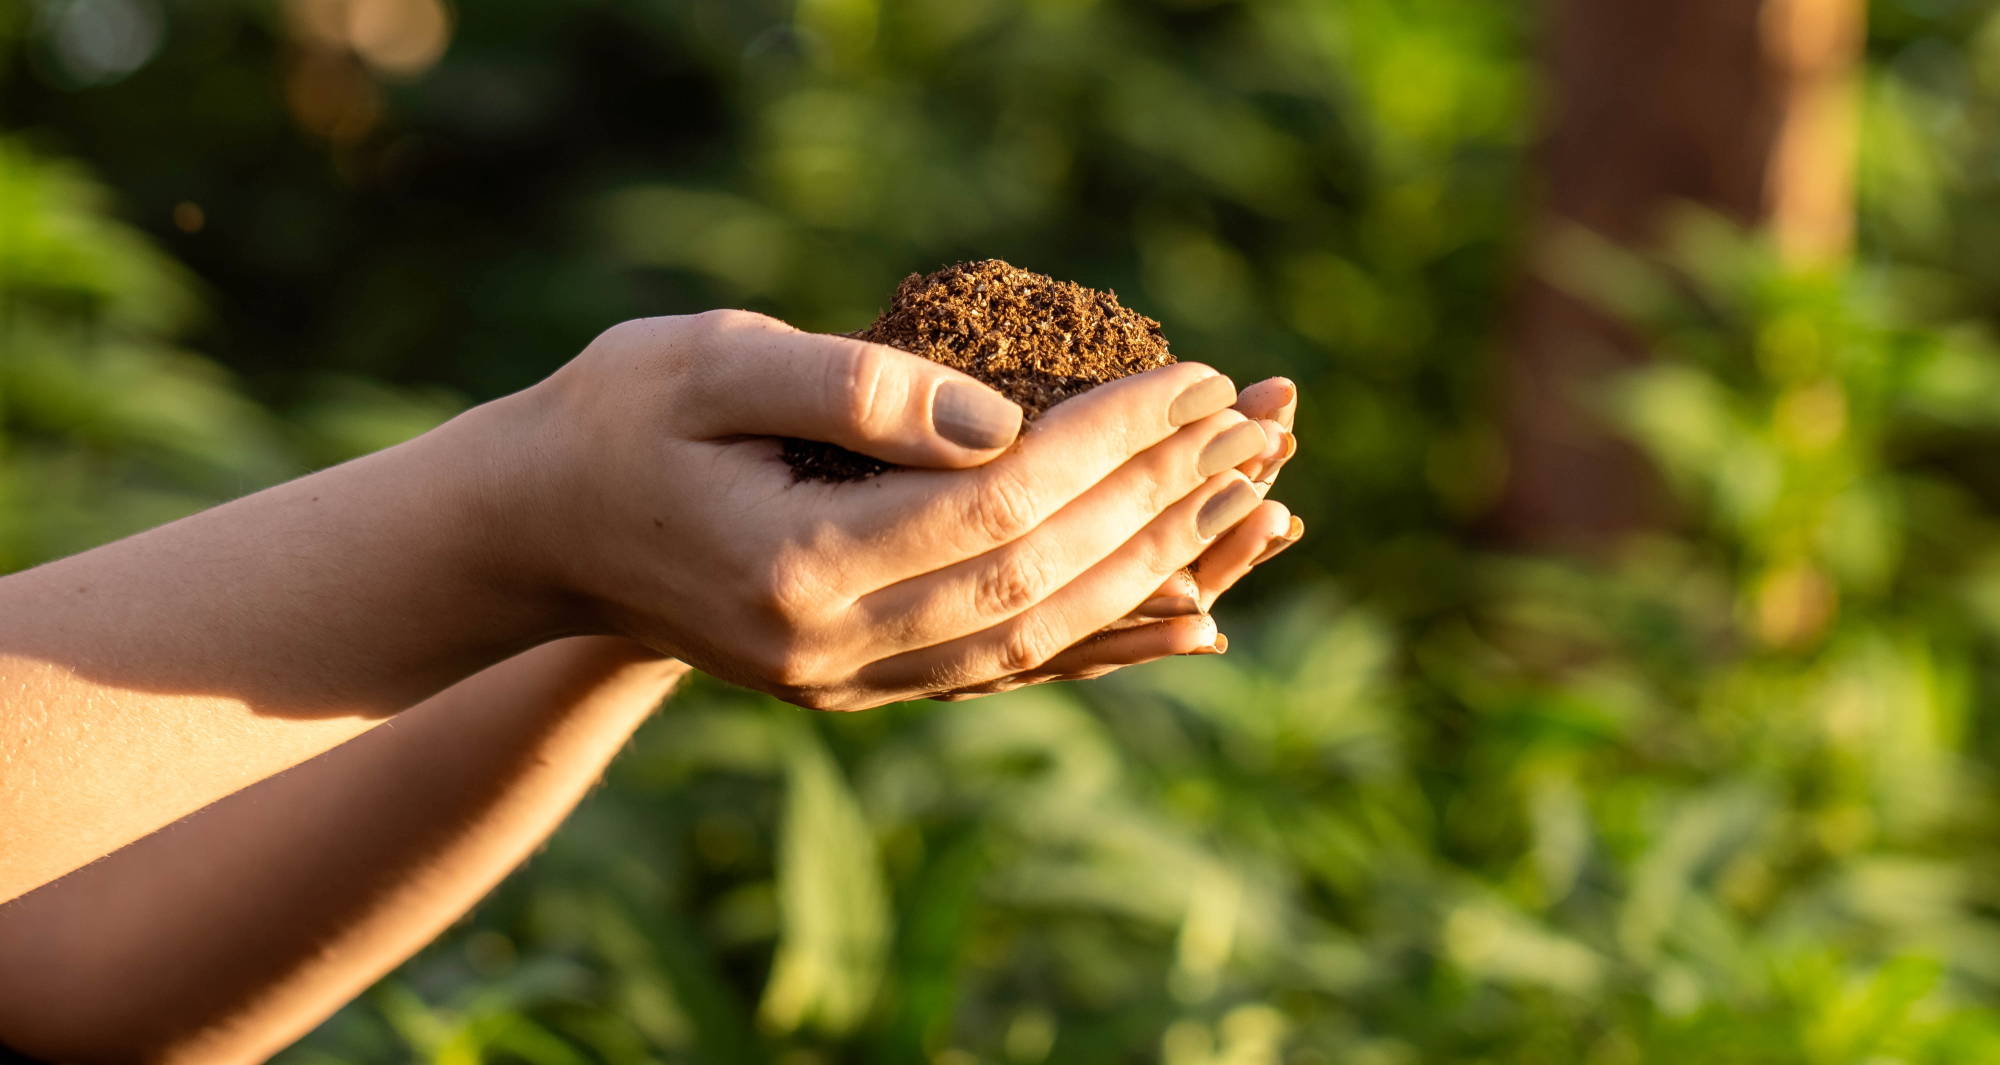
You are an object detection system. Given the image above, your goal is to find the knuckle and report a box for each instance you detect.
[824,339,888,434]
[972,550,1047,618]
[1139,519,1192,567]
[996,615,1059,675]
[757,642,824,692]
[757,547,829,620]
[960,468,1039,544]
[738,624,828,695]
[590,318,642,350]
[1124,458,1184,517]
[587,317,671,361]
[689,307,776,335]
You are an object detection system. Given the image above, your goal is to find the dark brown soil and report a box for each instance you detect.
[783,259,1176,481]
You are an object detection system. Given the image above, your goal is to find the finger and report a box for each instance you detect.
[1255,429,1297,488]
[1232,377,1296,485]
[1234,377,1295,429]
[1111,489,1276,629]
[1153,567,1202,603]
[1245,418,1287,487]
[858,409,1265,652]
[1255,515,1305,565]
[1102,501,1283,631]
[832,361,1241,578]
[1189,502,1296,611]
[1035,613,1222,677]
[1111,568,1202,631]
[1092,497,1291,636]
[929,614,1221,700]
[668,309,1024,467]
[860,471,1262,696]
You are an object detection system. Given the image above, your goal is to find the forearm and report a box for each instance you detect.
[0,636,685,1065]
[0,393,569,901]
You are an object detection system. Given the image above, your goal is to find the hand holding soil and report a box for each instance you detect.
[474,252,1304,712]
[0,265,1301,1060]
[779,260,1301,697]
[499,302,1287,709]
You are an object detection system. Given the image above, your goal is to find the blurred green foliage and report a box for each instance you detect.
[13,0,2000,1061]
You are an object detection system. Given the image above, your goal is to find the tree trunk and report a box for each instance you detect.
[1491,0,1863,549]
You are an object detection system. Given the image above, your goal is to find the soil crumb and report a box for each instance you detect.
[782,259,1176,482]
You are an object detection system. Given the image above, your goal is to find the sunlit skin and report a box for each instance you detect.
[0,312,1299,1064]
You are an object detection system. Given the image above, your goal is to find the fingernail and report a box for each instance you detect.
[1196,479,1259,539]
[1135,594,1201,619]
[1188,632,1228,655]
[1169,375,1237,427]
[1251,519,1303,566]
[1278,432,1297,462]
[934,381,1023,450]
[1197,421,1266,477]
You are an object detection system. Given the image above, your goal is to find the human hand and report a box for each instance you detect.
[489,310,1269,711]
[930,376,1302,699]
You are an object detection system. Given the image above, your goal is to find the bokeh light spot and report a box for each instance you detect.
[346,0,451,78]
[37,0,164,88]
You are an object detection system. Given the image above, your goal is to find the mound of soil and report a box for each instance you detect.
[782,259,1176,482]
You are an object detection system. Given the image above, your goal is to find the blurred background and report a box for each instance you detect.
[10,0,2000,1060]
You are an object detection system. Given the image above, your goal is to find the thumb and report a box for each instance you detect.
[681,310,1023,468]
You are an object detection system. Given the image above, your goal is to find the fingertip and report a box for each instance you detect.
[1180,615,1225,655]
[1238,380,1296,439]
[1048,614,1216,676]
[1269,378,1299,431]
[1128,613,1219,660]
[1246,499,1293,542]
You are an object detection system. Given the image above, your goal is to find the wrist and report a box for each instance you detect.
[427,386,601,643]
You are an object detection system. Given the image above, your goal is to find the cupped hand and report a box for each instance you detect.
[930,376,1303,700]
[494,310,1270,711]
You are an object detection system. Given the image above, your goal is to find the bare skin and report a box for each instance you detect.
[0,313,1301,1063]
[0,500,1293,1065]
[0,637,690,1065]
